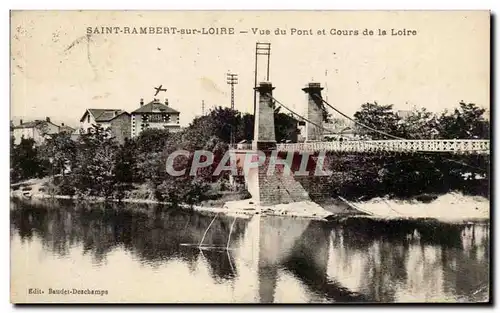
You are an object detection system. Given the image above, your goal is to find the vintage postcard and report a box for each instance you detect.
[10,10,490,303]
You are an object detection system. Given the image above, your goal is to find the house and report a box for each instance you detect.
[130,98,181,138]
[323,118,359,140]
[59,123,75,134]
[79,108,126,131]
[12,117,60,144]
[109,112,132,144]
[396,110,412,119]
[78,109,131,144]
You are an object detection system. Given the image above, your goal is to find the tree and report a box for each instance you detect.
[11,137,45,182]
[182,107,244,148]
[274,108,300,142]
[134,128,170,184]
[399,108,439,139]
[353,102,402,139]
[39,132,76,177]
[437,102,490,139]
[70,125,119,199]
[241,113,254,141]
[135,128,171,154]
[113,138,138,199]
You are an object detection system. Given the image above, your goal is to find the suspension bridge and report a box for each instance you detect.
[231,82,490,155]
[229,81,490,206]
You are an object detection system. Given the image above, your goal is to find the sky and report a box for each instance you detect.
[11,10,490,127]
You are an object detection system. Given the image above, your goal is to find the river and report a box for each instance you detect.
[10,198,490,303]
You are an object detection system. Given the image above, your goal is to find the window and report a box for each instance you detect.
[87,114,90,123]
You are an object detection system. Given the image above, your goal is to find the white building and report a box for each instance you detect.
[11,118,60,144]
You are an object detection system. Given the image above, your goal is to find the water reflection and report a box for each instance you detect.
[325,218,490,302]
[10,199,489,303]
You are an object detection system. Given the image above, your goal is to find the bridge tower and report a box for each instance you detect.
[253,82,277,151]
[302,82,324,142]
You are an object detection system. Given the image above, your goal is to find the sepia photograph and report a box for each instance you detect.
[9,10,491,304]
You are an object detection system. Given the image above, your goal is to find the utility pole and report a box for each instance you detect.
[226,73,238,145]
[226,73,238,110]
[202,100,205,116]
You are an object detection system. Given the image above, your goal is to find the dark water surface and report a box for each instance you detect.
[10,199,490,303]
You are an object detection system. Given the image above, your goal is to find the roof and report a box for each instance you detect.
[132,100,179,114]
[80,109,128,122]
[13,120,60,130]
[59,125,75,133]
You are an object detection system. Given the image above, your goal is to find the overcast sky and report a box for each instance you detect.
[11,10,489,127]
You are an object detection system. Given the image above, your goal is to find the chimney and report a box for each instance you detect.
[140,98,144,106]
[61,122,65,126]
[20,119,23,125]
[46,117,51,123]
[165,98,169,106]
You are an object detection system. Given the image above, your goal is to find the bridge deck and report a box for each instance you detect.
[231,140,490,155]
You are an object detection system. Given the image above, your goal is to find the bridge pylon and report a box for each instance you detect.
[253,82,277,151]
[302,82,325,142]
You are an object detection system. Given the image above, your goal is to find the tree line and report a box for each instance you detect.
[10,102,490,204]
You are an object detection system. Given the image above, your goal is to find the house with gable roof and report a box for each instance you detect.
[78,108,131,144]
[12,117,60,145]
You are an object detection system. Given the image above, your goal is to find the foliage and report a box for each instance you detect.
[10,100,490,204]
[135,128,171,153]
[180,106,299,147]
[10,137,46,182]
[436,102,490,139]
[353,102,403,139]
[274,107,300,142]
[39,132,76,177]
[155,177,210,207]
[398,108,438,139]
[70,125,119,199]
[353,101,489,141]
[113,138,137,199]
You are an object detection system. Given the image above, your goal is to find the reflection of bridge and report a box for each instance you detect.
[11,200,489,303]
[241,215,369,303]
[229,81,490,206]
[238,215,490,303]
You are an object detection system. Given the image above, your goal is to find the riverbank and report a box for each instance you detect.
[10,178,330,220]
[352,192,490,222]
[10,178,490,222]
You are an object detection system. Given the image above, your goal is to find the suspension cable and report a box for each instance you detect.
[269,93,488,173]
[312,94,488,172]
[312,94,405,140]
[268,93,411,150]
[267,93,337,136]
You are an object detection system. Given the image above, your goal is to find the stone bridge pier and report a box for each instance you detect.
[252,82,277,151]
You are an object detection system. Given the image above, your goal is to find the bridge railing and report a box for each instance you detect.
[230,140,490,154]
[230,143,254,150]
[275,140,490,154]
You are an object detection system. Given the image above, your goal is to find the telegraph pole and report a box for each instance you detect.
[226,73,238,145]
[202,100,205,116]
[226,73,238,110]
